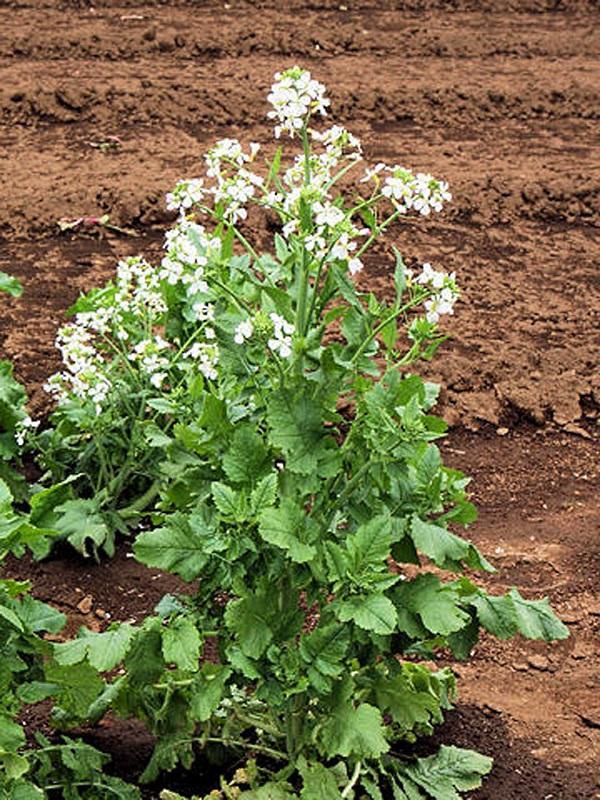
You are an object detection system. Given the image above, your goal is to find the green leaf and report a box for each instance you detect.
[17,681,57,703]
[225,594,273,659]
[162,616,201,671]
[53,499,111,558]
[223,427,269,484]
[211,481,246,521]
[321,695,389,759]
[397,745,492,800]
[0,477,12,512]
[267,390,325,474]
[135,512,221,581]
[298,759,342,800]
[347,515,392,577]
[44,661,104,717]
[374,672,442,732]
[393,247,406,299]
[189,664,231,722]
[250,473,278,516]
[335,594,397,635]
[54,624,135,671]
[395,574,470,636]
[0,715,25,750]
[0,272,23,298]
[258,501,316,563]
[472,589,568,642]
[299,624,350,693]
[410,517,493,573]
[508,588,568,640]
[12,595,65,634]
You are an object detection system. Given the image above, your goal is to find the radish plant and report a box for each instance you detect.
[28,67,568,798]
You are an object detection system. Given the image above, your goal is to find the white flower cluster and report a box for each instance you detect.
[205,139,263,224]
[128,336,171,389]
[268,313,295,358]
[267,67,330,138]
[414,262,459,324]
[363,164,451,216]
[183,340,219,381]
[311,124,362,160]
[45,324,112,413]
[166,178,206,212]
[304,201,367,275]
[14,415,40,447]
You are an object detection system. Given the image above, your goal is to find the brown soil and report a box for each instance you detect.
[1,1,599,798]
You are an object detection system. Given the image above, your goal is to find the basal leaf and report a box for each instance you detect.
[258,501,316,563]
[12,595,66,634]
[45,661,104,717]
[321,699,389,759]
[267,390,325,474]
[398,745,492,800]
[395,574,469,636]
[222,426,269,484]
[335,593,397,635]
[189,664,231,722]
[508,588,568,641]
[134,513,219,581]
[298,759,342,800]
[162,616,201,671]
[53,499,111,558]
[225,594,273,659]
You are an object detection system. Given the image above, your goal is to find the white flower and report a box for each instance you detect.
[314,202,345,228]
[380,165,451,215]
[234,319,254,345]
[15,415,40,447]
[361,162,386,183]
[150,372,167,389]
[348,257,363,275]
[192,302,215,322]
[424,287,458,324]
[268,313,295,358]
[416,262,446,289]
[267,66,330,138]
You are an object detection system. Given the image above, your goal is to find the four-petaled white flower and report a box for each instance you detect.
[234,319,254,345]
[424,287,458,324]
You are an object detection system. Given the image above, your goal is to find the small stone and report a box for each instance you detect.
[512,661,529,672]
[77,595,93,614]
[571,643,588,660]
[95,608,106,619]
[560,610,584,624]
[527,654,550,671]
[496,426,509,436]
[563,423,592,440]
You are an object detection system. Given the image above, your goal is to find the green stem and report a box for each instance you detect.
[351,293,426,365]
[356,207,403,259]
[118,479,161,520]
[341,761,362,798]
[199,737,286,761]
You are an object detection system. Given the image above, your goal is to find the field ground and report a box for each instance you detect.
[0,1,599,798]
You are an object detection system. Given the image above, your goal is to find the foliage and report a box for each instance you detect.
[0,272,23,298]
[0,480,140,797]
[0,65,566,798]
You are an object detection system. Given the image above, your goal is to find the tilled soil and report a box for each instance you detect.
[1,1,599,798]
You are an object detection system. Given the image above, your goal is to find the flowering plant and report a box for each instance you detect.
[14,67,568,798]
